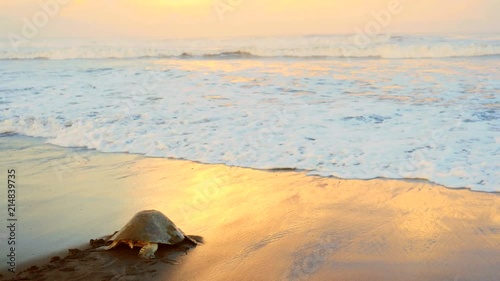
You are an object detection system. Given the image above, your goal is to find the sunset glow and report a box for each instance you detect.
[1,0,498,38]
[155,0,212,7]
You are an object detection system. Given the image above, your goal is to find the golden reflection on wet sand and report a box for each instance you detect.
[1,136,499,280]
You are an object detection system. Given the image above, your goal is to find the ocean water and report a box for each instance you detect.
[1,34,499,192]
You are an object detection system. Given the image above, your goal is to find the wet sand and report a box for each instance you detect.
[0,135,499,281]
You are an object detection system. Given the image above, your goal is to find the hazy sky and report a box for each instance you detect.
[1,0,499,39]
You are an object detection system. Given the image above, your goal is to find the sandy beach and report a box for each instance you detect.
[0,135,498,281]
[2,1,499,280]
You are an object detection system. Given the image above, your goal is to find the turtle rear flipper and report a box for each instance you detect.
[139,243,158,259]
[185,235,203,245]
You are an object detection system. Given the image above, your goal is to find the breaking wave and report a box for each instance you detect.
[0,34,499,60]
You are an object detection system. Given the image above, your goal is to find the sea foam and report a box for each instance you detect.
[0,35,499,192]
[0,34,499,60]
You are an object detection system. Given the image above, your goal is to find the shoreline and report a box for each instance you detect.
[1,134,499,280]
[2,133,497,195]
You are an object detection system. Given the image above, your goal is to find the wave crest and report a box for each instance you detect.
[0,35,499,60]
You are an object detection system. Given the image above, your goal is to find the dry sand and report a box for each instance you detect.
[0,135,499,281]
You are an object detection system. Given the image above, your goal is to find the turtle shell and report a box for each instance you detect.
[109,210,187,245]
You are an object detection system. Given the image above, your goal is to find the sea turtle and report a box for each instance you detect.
[104,210,199,259]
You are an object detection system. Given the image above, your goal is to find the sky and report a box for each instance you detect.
[1,0,499,39]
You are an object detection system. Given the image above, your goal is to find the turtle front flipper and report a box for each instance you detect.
[138,242,158,259]
[93,240,119,251]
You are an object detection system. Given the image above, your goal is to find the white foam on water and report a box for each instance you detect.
[0,36,499,192]
[0,34,499,59]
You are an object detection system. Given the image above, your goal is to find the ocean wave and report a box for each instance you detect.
[0,53,498,192]
[1,35,498,192]
[0,35,499,60]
